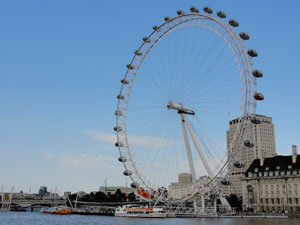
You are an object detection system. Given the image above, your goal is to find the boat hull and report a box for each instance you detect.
[41,206,71,214]
[115,213,167,218]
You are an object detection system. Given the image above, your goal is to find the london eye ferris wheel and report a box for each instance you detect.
[114,6,264,202]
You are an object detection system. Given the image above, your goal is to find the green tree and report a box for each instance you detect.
[226,194,242,211]
[127,192,136,202]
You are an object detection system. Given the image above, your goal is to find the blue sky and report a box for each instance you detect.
[0,0,299,194]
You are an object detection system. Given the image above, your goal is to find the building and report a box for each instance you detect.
[241,145,300,214]
[178,173,192,183]
[168,173,211,199]
[98,186,134,195]
[169,173,193,199]
[227,114,276,196]
[38,186,49,197]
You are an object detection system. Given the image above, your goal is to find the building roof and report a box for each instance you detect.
[229,114,272,124]
[245,155,300,177]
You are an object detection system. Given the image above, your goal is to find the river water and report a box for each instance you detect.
[1,211,300,225]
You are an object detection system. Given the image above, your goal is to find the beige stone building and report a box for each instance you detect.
[227,114,276,196]
[241,145,300,214]
[168,173,193,199]
[168,173,211,199]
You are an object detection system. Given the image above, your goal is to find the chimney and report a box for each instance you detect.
[292,145,297,164]
[260,157,264,166]
[259,147,264,166]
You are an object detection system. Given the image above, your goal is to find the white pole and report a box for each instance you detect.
[180,114,196,182]
[8,186,14,209]
[75,194,79,209]
[65,193,73,209]
[182,114,213,178]
[1,186,3,210]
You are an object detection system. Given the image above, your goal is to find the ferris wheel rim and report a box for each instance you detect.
[115,11,257,201]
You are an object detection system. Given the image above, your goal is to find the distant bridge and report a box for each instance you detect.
[72,200,148,207]
[10,199,67,207]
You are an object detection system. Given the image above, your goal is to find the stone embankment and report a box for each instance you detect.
[72,206,115,216]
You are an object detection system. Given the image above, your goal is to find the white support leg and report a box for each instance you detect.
[180,113,196,182]
[182,114,213,178]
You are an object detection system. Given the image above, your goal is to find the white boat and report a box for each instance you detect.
[115,205,168,218]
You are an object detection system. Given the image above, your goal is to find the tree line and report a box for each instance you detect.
[68,189,137,203]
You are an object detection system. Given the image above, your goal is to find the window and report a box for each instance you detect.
[265,167,269,171]
[288,165,292,169]
[255,168,258,172]
[269,171,274,176]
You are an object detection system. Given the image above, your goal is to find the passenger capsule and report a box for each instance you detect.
[114,126,122,132]
[190,6,199,13]
[234,161,245,168]
[239,32,250,40]
[177,10,185,15]
[130,182,139,188]
[229,19,239,27]
[247,49,258,57]
[203,6,213,14]
[123,170,132,176]
[244,140,254,147]
[134,50,142,56]
[126,64,135,70]
[164,16,171,22]
[121,79,129,84]
[152,25,160,31]
[217,10,226,18]
[254,92,264,101]
[143,37,151,43]
[118,157,127,162]
[114,110,123,116]
[252,70,263,78]
[117,94,125,100]
[115,142,124,147]
[251,117,261,124]
[221,178,231,186]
